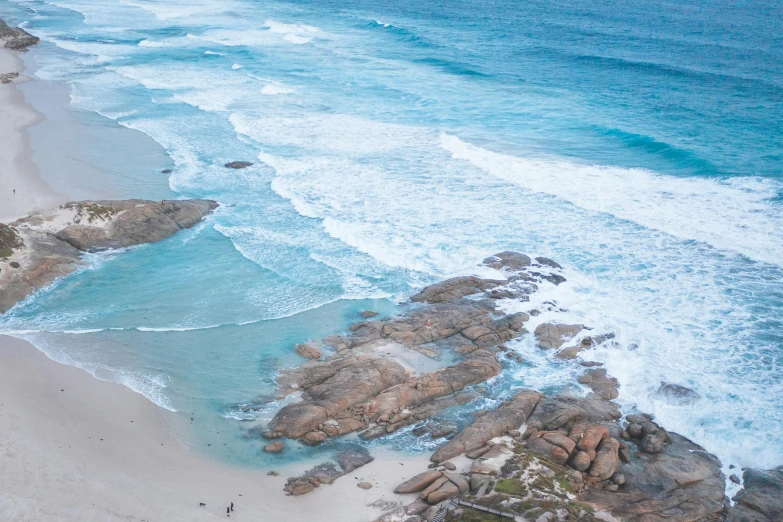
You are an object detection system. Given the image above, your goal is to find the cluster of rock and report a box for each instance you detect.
[259,252,563,449]
[0,200,218,313]
[253,251,781,522]
[0,18,39,51]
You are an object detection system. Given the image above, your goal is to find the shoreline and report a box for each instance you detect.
[0,47,65,222]
[1,31,424,521]
[0,334,425,521]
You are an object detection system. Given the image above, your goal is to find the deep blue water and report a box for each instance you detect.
[0,0,782,474]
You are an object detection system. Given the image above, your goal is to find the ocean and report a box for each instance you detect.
[0,0,781,475]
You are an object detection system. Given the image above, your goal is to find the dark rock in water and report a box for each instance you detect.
[428,424,456,439]
[727,466,783,522]
[483,251,532,271]
[430,389,541,462]
[54,200,218,251]
[225,161,254,169]
[410,275,505,304]
[578,368,619,400]
[336,446,374,473]
[294,342,322,359]
[535,256,562,269]
[161,169,173,174]
[361,310,379,318]
[656,382,701,404]
[534,322,584,349]
[0,19,40,51]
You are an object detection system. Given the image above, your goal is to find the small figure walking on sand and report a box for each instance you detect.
[226,506,230,516]
[230,502,234,512]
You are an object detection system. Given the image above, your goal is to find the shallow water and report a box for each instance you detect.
[0,0,781,473]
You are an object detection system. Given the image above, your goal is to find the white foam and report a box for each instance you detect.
[260,84,295,95]
[441,133,783,266]
[14,333,177,412]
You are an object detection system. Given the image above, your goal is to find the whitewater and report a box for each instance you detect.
[0,0,781,474]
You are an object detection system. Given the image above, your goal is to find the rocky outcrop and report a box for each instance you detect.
[0,18,39,51]
[0,71,19,84]
[261,252,565,453]
[0,200,218,313]
[535,322,584,349]
[52,200,218,251]
[726,466,783,522]
[580,432,725,521]
[284,446,374,495]
[430,389,541,463]
[578,368,620,400]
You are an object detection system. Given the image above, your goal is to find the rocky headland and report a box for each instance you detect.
[0,18,39,51]
[249,252,781,522]
[0,199,218,313]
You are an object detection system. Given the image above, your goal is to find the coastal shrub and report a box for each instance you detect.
[61,202,118,224]
[494,478,525,496]
[0,224,23,254]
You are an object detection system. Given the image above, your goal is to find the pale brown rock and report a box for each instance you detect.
[394,471,443,494]
[578,369,619,400]
[295,343,322,359]
[542,431,577,454]
[571,451,592,471]
[588,437,620,481]
[427,481,459,504]
[534,323,584,349]
[431,389,541,462]
[263,441,284,453]
[444,472,470,495]
[357,482,373,490]
[577,424,609,452]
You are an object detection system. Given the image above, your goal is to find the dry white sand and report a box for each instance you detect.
[0,48,65,223]
[0,335,424,522]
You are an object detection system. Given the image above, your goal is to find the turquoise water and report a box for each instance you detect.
[0,0,781,472]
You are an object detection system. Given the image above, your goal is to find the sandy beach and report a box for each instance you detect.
[0,48,64,223]
[0,335,424,521]
[0,45,422,522]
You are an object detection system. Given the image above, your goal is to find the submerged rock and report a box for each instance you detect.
[224,161,254,169]
[656,382,702,404]
[263,441,284,453]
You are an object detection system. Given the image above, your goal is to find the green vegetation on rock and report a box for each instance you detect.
[61,202,119,224]
[494,478,525,496]
[0,224,23,257]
